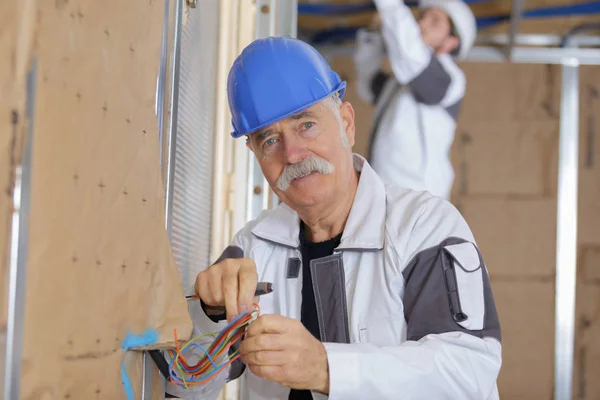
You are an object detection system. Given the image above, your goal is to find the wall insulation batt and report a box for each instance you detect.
[1,0,193,398]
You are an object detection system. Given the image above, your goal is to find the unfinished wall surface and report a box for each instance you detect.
[451,63,600,399]
[332,53,600,398]
[1,0,194,398]
[0,0,38,395]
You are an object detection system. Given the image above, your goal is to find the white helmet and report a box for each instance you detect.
[419,0,477,59]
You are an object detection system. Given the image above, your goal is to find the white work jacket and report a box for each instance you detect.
[354,0,466,200]
[176,155,501,400]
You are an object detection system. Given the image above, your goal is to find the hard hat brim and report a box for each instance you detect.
[231,81,347,139]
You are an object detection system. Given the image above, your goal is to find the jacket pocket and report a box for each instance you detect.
[358,314,405,347]
[443,242,485,331]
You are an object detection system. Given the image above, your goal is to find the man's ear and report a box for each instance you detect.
[340,101,356,147]
[437,36,460,55]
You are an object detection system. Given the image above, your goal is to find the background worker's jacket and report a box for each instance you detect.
[355,0,466,199]
[181,155,502,400]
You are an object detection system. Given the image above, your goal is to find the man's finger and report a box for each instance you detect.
[222,260,239,321]
[207,266,223,305]
[237,259,258,313]
[240,333,286,354]
[241,350,287,366]
[196,272,214,305]
[246,314,295,337]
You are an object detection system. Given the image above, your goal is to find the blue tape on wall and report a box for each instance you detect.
[120,329,160,400]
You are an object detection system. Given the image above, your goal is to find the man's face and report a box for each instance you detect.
[246,98,356,210]
[418,8,455,52]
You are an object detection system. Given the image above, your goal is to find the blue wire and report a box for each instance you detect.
[168,311,254,387]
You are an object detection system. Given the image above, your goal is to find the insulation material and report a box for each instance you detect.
[458,63,562,123]
[327,55,374,158]
[574,284,600,400]
[452,63,561,197]
[451,120,559,197]
[578,66,600,245]
[459,198,557,278]
[492,280,555,400]
[581,246,600,283]
[0,0,195,398]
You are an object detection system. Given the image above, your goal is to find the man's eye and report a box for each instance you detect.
[303,122,314,130]
[264,138,276,147]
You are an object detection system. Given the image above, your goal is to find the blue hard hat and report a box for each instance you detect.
[227,36,347,138]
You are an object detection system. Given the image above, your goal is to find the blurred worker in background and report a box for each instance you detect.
[354,0,477,199]
[180,36,501,400]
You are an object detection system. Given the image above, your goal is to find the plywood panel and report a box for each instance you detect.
[7,0,194,398]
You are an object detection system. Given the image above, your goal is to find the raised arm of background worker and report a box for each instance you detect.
[354,0,465,107]
[323,197,502,400]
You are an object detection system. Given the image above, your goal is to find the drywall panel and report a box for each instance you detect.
[8,0,193,398]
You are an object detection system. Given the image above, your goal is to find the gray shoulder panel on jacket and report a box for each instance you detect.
[409,54,452,105]
[445,100,462,121]
[402,237,502,342]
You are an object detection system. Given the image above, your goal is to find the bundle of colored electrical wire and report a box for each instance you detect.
[167,303,260,388]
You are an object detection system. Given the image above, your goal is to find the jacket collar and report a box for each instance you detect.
[250,154,386,251]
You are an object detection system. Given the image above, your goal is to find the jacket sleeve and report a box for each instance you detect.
[373,0,465,107]
[165,236,249,400]
[353,28,389,105]
[323,198,502,400]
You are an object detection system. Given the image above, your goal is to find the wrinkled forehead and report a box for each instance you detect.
[248,99,334,140]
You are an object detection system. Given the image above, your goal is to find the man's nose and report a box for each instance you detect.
[282,135,309,165]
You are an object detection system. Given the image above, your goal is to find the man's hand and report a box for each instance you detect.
[194,258,258,322]
[239,315,330,393]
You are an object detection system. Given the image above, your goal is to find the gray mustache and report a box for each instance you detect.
[276,156,334,191]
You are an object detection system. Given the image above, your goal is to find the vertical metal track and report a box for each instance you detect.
[3,59,37,400]
[554,60,580,400]
[141,351,154,400]
[277,0,298,38]
[157,0,171,171]
[164,0,184,236]
[506,0,523,60]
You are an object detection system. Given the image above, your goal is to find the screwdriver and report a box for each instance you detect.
[185,282,274,300]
